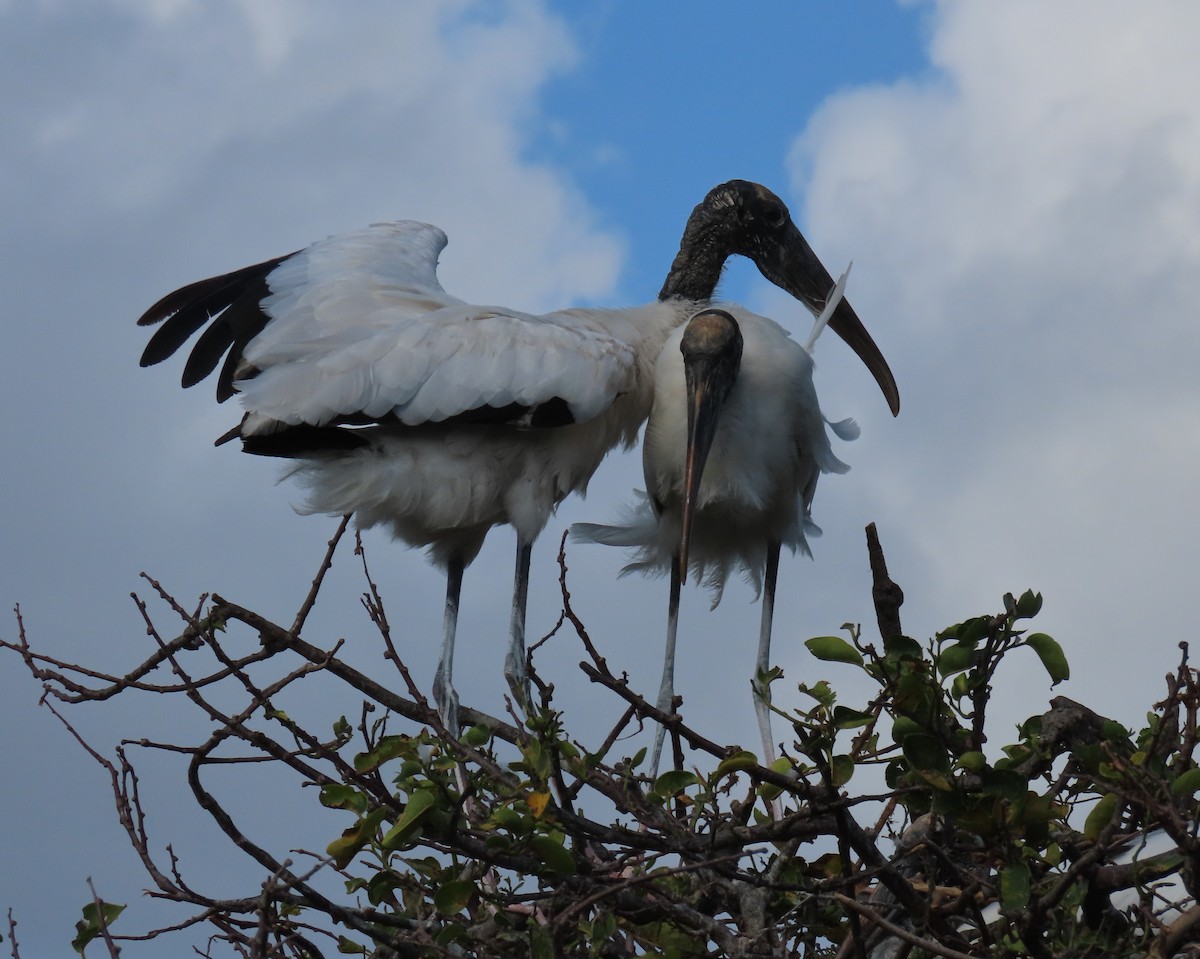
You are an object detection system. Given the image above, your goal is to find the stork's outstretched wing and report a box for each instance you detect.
[139,221,638,439]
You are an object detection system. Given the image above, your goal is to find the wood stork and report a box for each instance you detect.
[573,268,891,776]
[136,180,897,737]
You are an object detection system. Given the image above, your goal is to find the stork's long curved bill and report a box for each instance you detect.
[679,363,727,584]
[759,223,900,416]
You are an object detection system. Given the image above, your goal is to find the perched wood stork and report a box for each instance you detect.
[136,180,897,736]
[574,268,893,776]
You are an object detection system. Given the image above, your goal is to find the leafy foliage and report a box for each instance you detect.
[2,523,1198,958]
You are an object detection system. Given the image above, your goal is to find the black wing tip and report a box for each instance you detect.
[135,249,295,377]
[240,425,372,458]
[139,340,176,369]
[180,368,208,390]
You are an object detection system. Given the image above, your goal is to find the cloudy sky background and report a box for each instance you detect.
[4,1,1200,953]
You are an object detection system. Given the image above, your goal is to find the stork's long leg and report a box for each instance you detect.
[504,538,533,713]
[432,557,465,738]
[649,555,683,779]
[753,541,781,767]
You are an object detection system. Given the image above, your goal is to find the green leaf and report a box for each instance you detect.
[758,757,793,801]
[956,617,991,648]
[798,679,835,707]
[1171,767,1200,798]
[956,751,987,773]
[72,901,126,954]
[488,805,526,833]
[883,635,924,661]
[715,750,760,777]
[936,643,974,676]
[1000,861,1031,911]
[337,936,368,955]
[354,734,411,773]
[556,740,580,760]
[891,716,925,742]
[1014,589,1043,618]
[381,790,437,849]
[830,754,855,787]
[528,834,576,876]
[366,871,401,907]
[980,765,1028,801]
[914,767,954,791]
[832,705,873,729]
[653,769,701,796]
[328,836,361,870]
[1101,719,1131,742]
[433,879,475,915]
[1026,633,1070,684]
[84,901,126,926]
[434,921,469,948]
[756,664,784,689]
[520,739,552,780]
[462,723,492,747]
[319,784,366,813]
[805,635,863,666]
[1084,792,1119,840]
[900,733,950,773]
[327,826,370,870]
[590,911,617,943]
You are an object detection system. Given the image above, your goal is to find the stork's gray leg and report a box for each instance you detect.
[504,538,534,714]
[649,555,683,779]
[754,541,781,767]
[754,542,784,819]
[432,557,465,738]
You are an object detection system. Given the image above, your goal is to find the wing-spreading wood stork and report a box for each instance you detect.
[137,180,897,738]
[573,263,895,777]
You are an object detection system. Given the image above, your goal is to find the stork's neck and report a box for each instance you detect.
[658,231,731,303]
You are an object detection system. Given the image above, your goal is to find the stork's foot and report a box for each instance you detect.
[648,683,677,780]
[752,678,783,820]
[503,647,531,719]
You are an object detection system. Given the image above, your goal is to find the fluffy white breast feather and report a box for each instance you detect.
[572,309,859,602]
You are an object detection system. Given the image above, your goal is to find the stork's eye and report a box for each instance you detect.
[762,203,786,228]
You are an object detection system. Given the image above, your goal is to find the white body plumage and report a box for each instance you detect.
[575,310,859,602]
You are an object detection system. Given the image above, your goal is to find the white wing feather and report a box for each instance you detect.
[237,221,637,429]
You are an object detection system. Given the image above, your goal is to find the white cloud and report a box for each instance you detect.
[2,0,617,308]
[787,0,1200,725]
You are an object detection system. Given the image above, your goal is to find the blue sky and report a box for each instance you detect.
[4,2,1200,954]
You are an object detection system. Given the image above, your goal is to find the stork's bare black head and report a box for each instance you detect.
[660,181,794,304]
[678,309,743,582]
[661,180,900,418]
